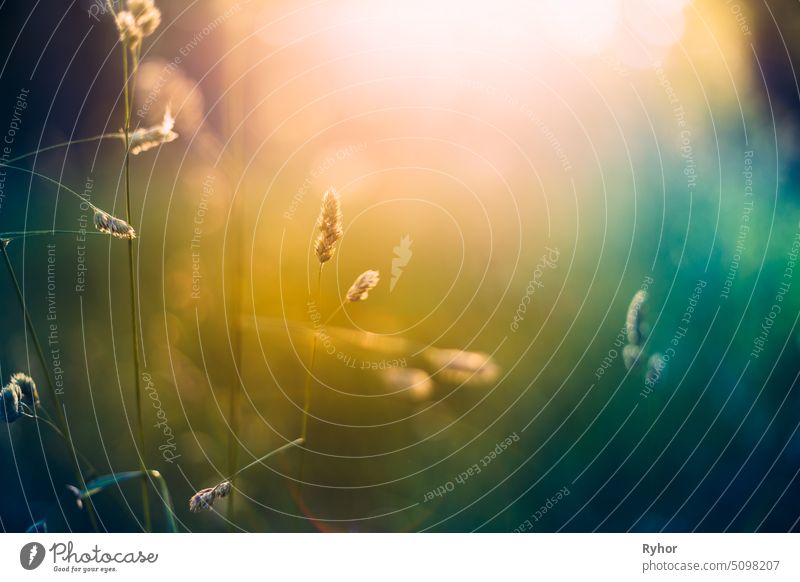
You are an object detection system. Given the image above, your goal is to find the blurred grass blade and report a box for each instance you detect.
[70,470,177,532]
[153,473,178,533]
[25,520,47,533]
[78,471,144,498]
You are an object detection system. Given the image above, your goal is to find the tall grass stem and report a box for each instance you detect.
[230,437,306,482]
[0,242,99,531]
[299,265,323,479]
[121,37,152,533]
[4,134,125,165]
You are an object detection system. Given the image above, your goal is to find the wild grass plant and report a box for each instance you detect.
[0,0,502,532]
[0,0,172,531]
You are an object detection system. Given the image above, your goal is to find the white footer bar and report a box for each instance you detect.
[1,533,797,581]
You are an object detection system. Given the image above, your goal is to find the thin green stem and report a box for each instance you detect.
[22,406,98,476]
[299,337,318,445]
[228,437,305,483]
[299,264,324,479]
[4,134,124,165]
[121,42,151,533]
[226,355,240,527]
[223,35,247,530]
[321,301,345,327]
[0,163,98,210]
[0,230,105,241]
[0,242,99,531]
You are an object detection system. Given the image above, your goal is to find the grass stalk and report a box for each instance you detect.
[0,230,106,242]
[230,437,306,482]
[221,29,248,528]
[0,163,97,208]
[0,242,99,531]
[4,134,126,165]
[299,265,324,479]
[226,389,239,525]
[121,36,152,533]
[75,469,178,533]
[22,407,98,476]
[190,438,304,514]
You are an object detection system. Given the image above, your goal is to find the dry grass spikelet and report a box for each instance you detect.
[115,1,161,50]
[11,373,38,408]
[188,487,216,512]
[188,480,233,512]
[213,481,232,498]
[127,0,161,37]
[129,108,178,155]
[93,208,137,239]
[346,270,380,302]
[115,11,142,48]
[1,382,22,424]
[625,290,647,346]
[314,188,343,264]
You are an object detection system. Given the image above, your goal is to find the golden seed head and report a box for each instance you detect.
[93,208,137,239]
[11,373,38,408]
[115,2,161,48]
[129,107,178,155]
[115,11,142,48]
[314,188,343,264]
[127,0,161,37]
[346,270,380,302]
[1,382,22,424]
[136,10,161,37]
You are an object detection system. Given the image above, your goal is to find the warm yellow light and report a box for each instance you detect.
[256,0,691,70]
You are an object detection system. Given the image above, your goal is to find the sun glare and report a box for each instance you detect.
[257,0,691,71]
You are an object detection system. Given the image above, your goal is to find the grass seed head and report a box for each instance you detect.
[115,1,161,48]
[127,0,161,37]
[115,11,142,48]
[129,108,178,155]
[346,270,380,302]
[1,382,23,424]
[189,480,233,512]
[93,208,137,239]
[314,188,343,264]
[189,487,216,512]
[213,481,232,498]
[11,373,38,408]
